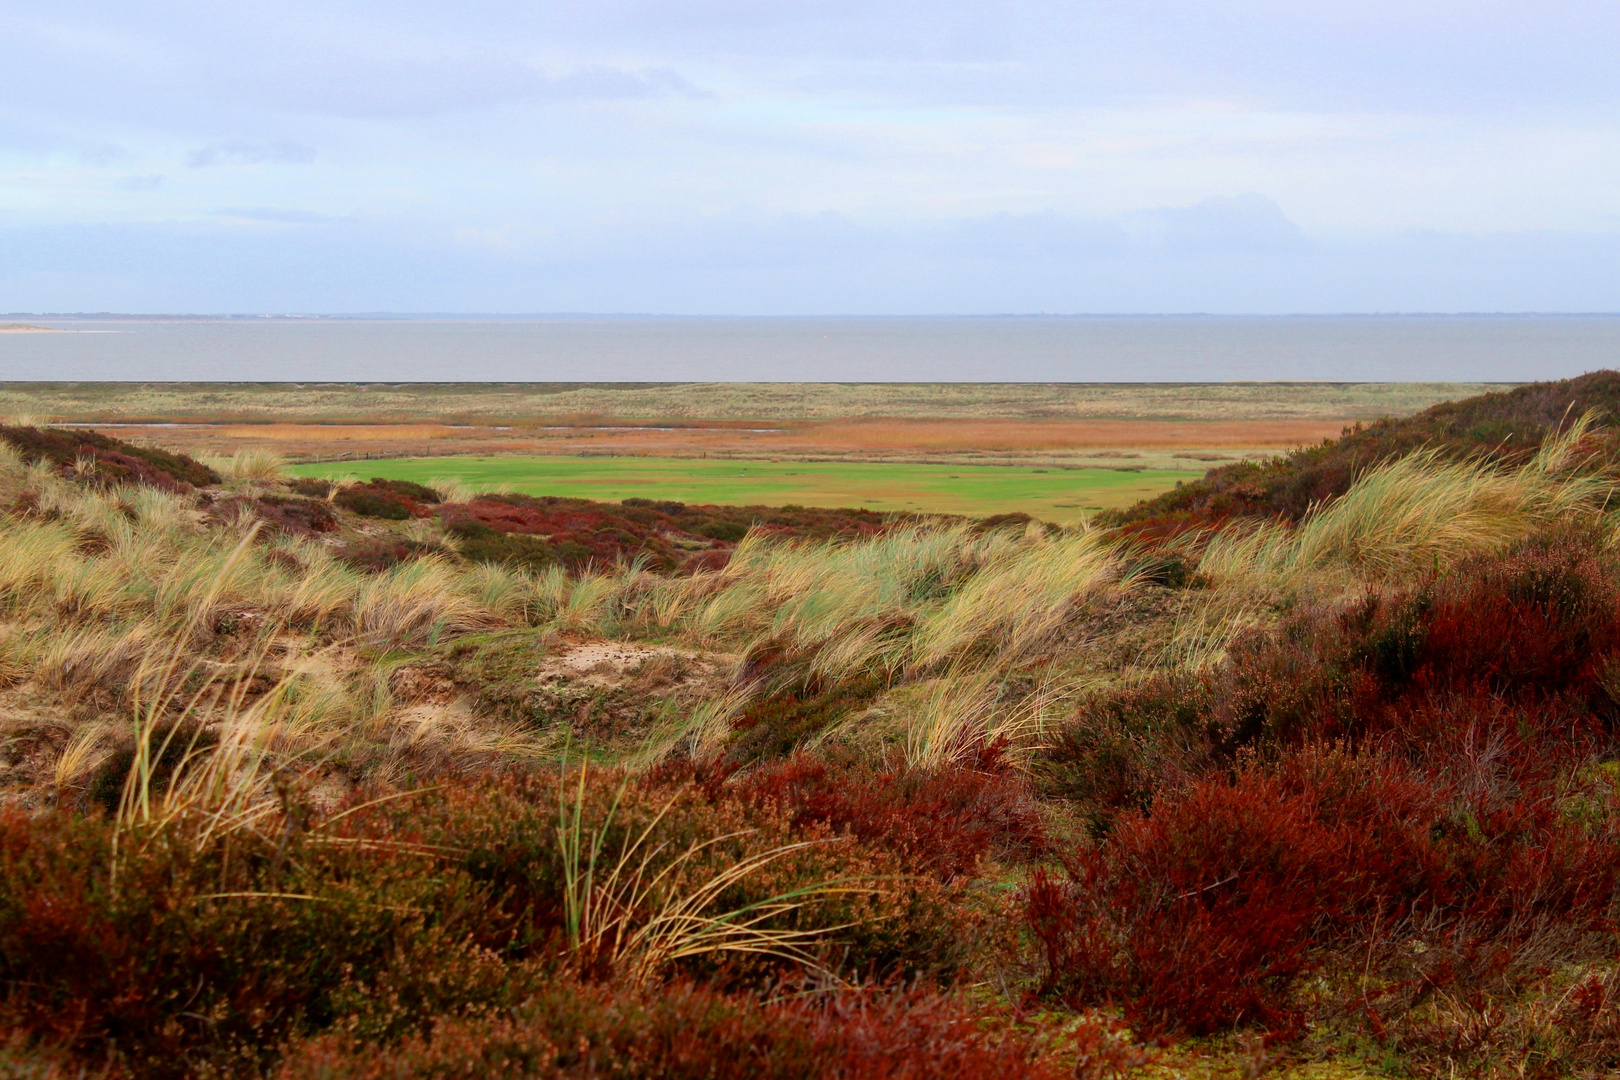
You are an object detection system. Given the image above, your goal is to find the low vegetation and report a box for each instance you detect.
[288,454,1200,520]
[2,375,1620,1077]
[1109,371,1620,533]
[0,379,1493,423]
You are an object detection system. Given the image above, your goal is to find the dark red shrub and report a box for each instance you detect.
[1030,752,1464,1036]
[274,981,1070,1080]
[1034,771,1341,1035]
[0,425,218,489]
[724,748,1046,881]
[434,494,907,575]
[210,495,337,536]
[1410,536,1620,700]
[335,482,433,520]
[1030,736,1620,1037]
[337,537,450,572]
[0,766,989,1077]
[0,807,515,1078]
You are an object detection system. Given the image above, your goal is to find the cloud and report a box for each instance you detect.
[217,57,703,119]
[2,1,1619,315]
[942,212,1127,260]
[217,207,338,224]
[3,213,1620,316]
[1127,194,1310,255]
[187,140,316,168]
[78,143,130,167]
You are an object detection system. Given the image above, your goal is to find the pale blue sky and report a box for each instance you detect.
[3,1,1618,313]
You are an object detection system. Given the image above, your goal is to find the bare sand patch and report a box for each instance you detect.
[537,640,728,694]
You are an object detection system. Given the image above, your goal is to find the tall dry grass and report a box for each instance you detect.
[0,453,524,649]
[0,456,563,787]
[909,527,1125,667]
[904,669,1079,769]
[556,755,855,986]
[11,415,1620,788]
[203,447,289,483]
[671,523,1130,682]
[1200,415,1618,586]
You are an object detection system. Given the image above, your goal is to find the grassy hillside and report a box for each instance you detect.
[1108,370,1620,532]
[2,378,1620,1078]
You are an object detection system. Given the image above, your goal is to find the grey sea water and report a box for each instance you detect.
[1,315,1617,382]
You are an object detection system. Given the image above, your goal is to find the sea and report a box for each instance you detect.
[1,315,1617,382]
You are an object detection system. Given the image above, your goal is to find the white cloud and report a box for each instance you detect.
[1,1,1618,310]
[1128,194,1310,255]
[187,140,316,168]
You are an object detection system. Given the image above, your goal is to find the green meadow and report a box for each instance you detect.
[288,454,1202,520]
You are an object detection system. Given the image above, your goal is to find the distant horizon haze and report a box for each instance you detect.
[3,314,1616,383]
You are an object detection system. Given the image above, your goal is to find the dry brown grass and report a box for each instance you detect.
[791,417,1349,452]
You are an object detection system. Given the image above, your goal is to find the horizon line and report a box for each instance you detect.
[10,311,1620,320]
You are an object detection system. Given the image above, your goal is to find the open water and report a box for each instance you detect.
[1,315,1617,382]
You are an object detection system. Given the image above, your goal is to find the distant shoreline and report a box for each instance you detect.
[0,324,62,334]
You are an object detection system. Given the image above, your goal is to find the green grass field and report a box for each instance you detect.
[289,455,1202,521]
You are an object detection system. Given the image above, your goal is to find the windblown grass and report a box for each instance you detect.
[1199,413,1617,586]
[905,670,1079,770]
[556,754,857,987]
[681,523,1130,682]
[203,447,290,483]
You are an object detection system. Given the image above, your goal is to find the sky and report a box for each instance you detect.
[3,0,1619,314]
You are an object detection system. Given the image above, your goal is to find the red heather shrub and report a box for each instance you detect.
[335,482,435,520]
[679,547,733,573]
[1408,536,1620,700]
[336,537,449,572]
[0,806,521,1079]
[1056,533,1620,778]
[1030,770,1346,1036]
[0,425,219,490]
[439,498,697,572]
[274,981,1070,1080]
[718,747,1047,881]
[256,495,341,534]
[1031,531,1620,1042]
[0,769,988,1077]
[1030,742,1620,1037]
[207,494,338,536]
[437,494,904,575]
[1028,751,1443,1035]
